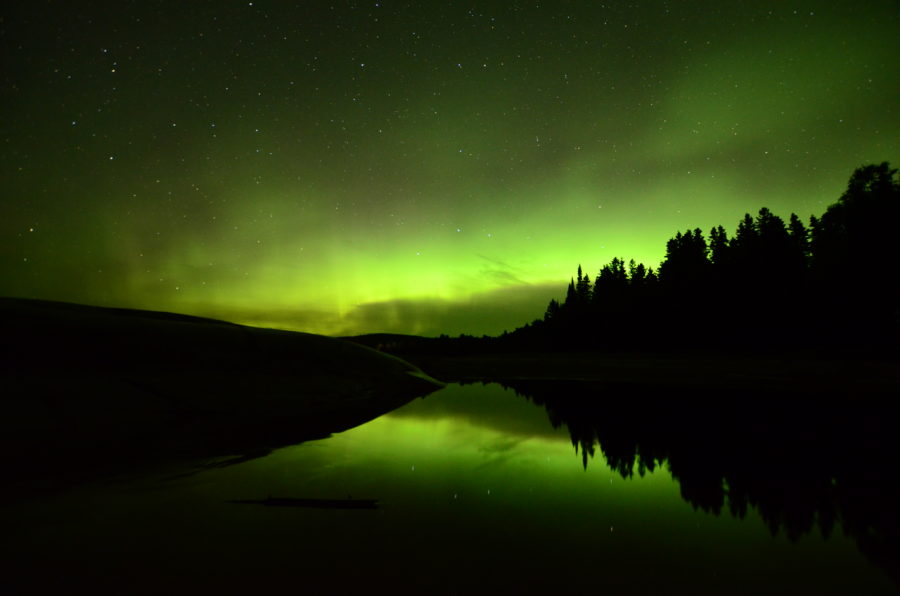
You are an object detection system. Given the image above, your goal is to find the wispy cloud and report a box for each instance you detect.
[186,281,562,337]
[331,282,561,337]
[476,254,525,285]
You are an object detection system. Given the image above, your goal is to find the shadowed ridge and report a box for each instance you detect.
[0,296,242,327]
[0,296,443,385]
[0,297,444,499]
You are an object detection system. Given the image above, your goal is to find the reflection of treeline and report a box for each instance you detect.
[501,379,900,585]
[512,162,899,351]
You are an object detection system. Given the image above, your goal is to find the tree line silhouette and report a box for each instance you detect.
[511,162,899,352]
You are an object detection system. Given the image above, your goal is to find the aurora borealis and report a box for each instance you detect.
[2,2,898,336]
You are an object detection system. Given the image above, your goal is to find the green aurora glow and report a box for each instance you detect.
[2,2,897,335]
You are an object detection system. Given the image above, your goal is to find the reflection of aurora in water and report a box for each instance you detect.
[3,383,896,594]
[498,379,900,585]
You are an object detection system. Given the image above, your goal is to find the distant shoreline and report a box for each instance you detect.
[369,349,900,394]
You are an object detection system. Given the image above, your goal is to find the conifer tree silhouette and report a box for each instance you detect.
[519,162,897,352]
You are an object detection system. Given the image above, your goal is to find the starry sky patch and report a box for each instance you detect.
[1,1,897,335]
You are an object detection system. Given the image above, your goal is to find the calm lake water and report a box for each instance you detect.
[3,382,896,595]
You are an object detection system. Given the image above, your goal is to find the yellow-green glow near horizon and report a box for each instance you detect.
[2,2,898,335]
[265,383,687,509]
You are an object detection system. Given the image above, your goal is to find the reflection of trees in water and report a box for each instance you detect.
[501,379,900,585]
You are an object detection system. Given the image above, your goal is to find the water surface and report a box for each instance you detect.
[3,382,895,594]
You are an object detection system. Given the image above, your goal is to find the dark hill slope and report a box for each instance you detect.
[1,298,443,497]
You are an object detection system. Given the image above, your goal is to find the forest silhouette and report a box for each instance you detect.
[507,162,900,353]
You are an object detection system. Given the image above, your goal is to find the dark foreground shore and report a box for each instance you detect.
[379,350,900,396]
[1,298,443,499]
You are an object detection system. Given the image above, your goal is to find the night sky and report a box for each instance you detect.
[2,1,897,336]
